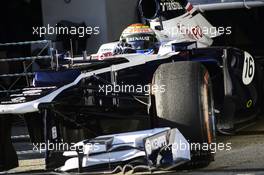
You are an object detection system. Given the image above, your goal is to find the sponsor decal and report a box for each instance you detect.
[160,0,183,12]
[92,52,113,60]
[246,99,253,108]
[100,48,113,52]
[144,131,168,155]
[99,52,113,60]
[52,126,58,139]
[127,36,150,42]
[192,26,203,39]
[11,97,26,103]
[23,89,42,96]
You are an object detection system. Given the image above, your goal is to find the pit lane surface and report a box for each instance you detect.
[205,119,264,170]
[3,118,264,174]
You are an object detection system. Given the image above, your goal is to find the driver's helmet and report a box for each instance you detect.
[120,23,159,53]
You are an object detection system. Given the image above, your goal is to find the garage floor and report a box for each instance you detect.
[3,118,264,174]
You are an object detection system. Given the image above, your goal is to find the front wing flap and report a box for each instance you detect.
[58,128,190,173]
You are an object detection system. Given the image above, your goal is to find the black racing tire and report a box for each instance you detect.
[0,116,18,171]
[0,85,18,171]
[152,61,216,168]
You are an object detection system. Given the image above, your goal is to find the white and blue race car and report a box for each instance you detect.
[1,0,264,172]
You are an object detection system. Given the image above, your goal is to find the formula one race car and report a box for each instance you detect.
[1,0,264,172]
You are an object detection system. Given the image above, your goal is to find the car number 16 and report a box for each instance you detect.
[242,51,255,85]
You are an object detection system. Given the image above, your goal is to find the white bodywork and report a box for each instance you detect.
[58,128,190,172]
[151,13,217,47]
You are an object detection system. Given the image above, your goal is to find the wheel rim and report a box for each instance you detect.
[202,71,216,144]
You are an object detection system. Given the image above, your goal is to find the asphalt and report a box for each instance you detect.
[205,119,264,170]
[3,118,264,174]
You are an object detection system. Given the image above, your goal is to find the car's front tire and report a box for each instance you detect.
[0,116,18,171]
[152,61,216,168]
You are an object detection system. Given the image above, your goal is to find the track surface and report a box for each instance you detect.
[3,118,264,174]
